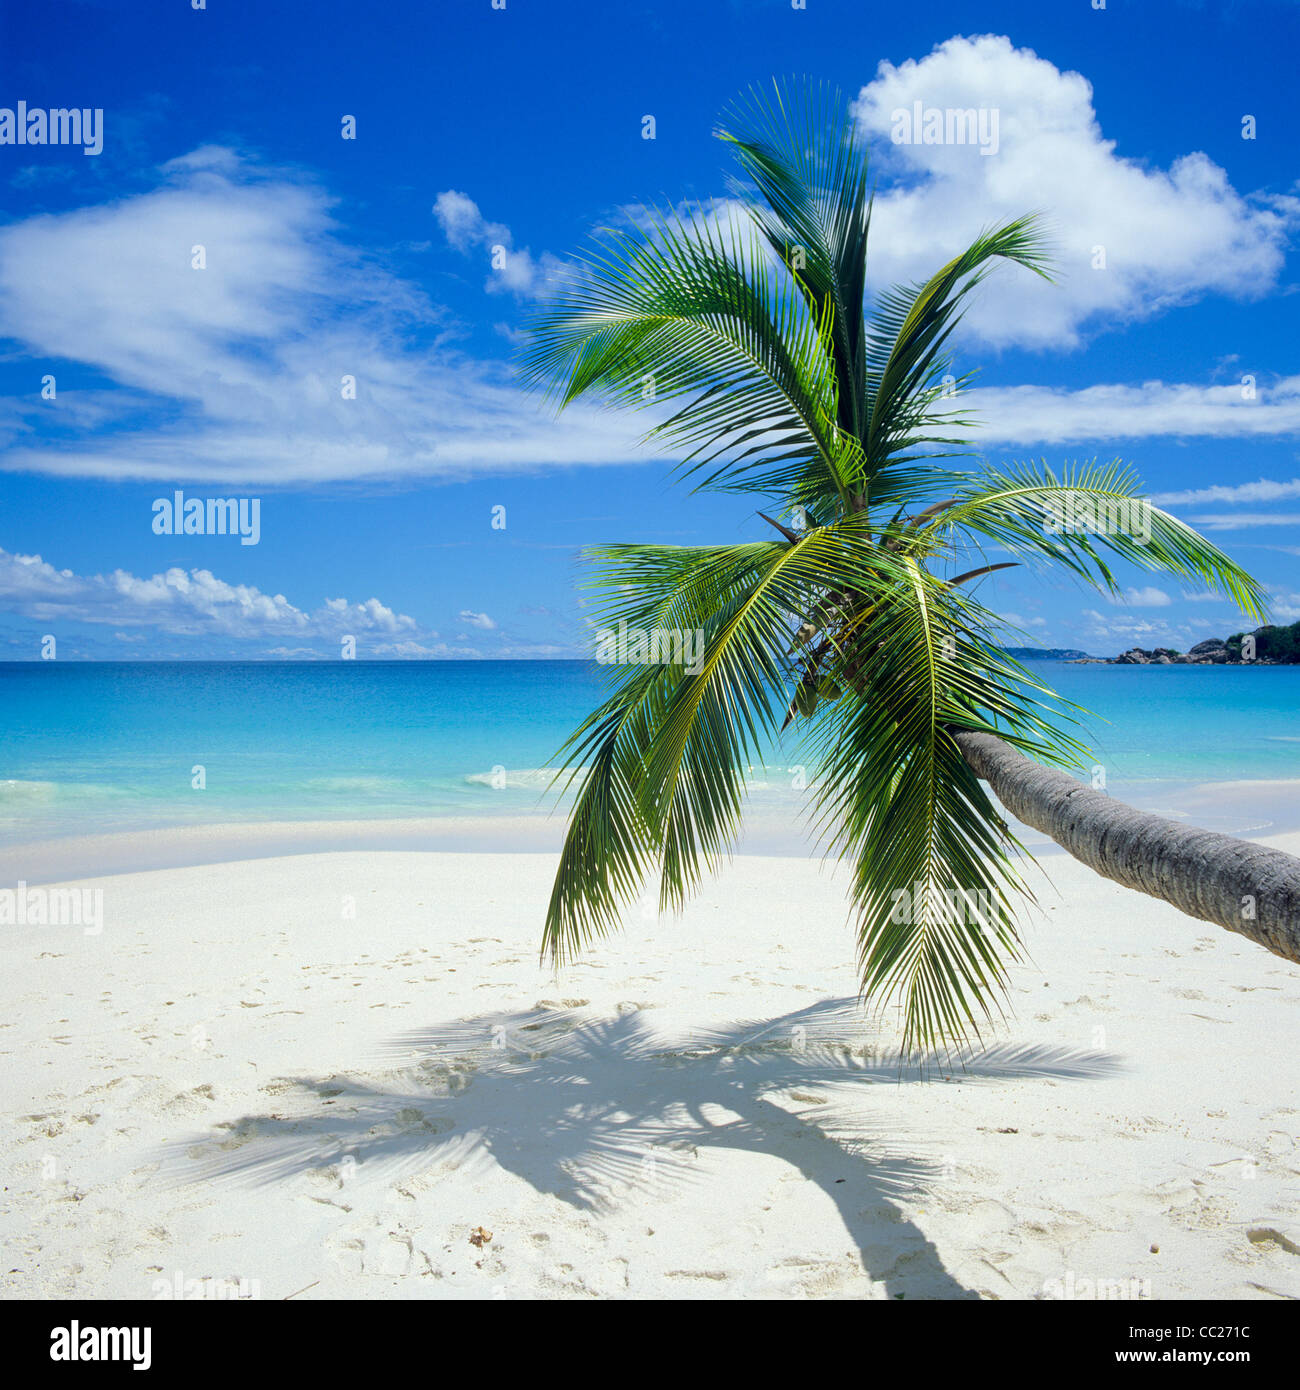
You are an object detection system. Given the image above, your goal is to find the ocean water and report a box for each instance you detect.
[0,660,1297,858]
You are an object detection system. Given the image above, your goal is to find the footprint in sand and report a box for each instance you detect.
[1247,1227,1300,1257]
[163,1084,217,1116]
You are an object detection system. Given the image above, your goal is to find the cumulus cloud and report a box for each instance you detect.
[0,546,419,641]
[0,548,579,658]
[1080,608,1195,649]
[852,35,1298,350]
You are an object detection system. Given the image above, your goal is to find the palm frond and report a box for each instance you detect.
[862,217,1053,495]
[517,205,853,509]
[801,562,1087,1054]
[929,459,1269,619]
[717,78,873,441]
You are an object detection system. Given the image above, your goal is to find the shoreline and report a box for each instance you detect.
[5,772,1300,885]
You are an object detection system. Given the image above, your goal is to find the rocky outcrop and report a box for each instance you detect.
[1066,624,1300,666]
[1115,646,1183,665]
[1106,632,1275,665]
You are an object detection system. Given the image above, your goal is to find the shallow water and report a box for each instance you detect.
[0,659,1296,859]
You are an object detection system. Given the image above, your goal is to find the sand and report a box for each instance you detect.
[2,839,1299,1300]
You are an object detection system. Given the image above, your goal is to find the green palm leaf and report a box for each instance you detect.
[929,459,1268,617]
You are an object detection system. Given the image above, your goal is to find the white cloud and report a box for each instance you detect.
[1078,603,1262,651]
[1081,609,1164,639]
[433,190,508,252]
[1150,477,1300,506]
[433,189,565,298]
[3,62,1299,494]
[1187,513,1300,529]
[1079,609,1186,648]
[0,548,580,658]
[0,546,419,641]
[0,150,645,486]
[852,35,1298,350]
[964,376,1300,444]
[1113,586,1172,608]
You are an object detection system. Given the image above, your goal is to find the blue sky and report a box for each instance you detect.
[2,0,1298,659]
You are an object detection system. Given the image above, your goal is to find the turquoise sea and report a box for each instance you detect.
[1,660,1297,871]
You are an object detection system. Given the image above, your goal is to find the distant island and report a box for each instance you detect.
[1071,618,1300,665]
[1003,647,1093,661]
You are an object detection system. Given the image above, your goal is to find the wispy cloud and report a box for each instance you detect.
[0,149,644,487]
[1187,513,1300,528]
[1110,586,1172,608]
[1080,609,1205,649]
[965,377,1300,445]
[1151,477,1300,506]
[433,189,565,298]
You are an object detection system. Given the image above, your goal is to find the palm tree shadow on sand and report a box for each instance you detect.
[174,998,1121,1298]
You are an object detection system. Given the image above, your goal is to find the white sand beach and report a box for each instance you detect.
[2,839,1299,1301]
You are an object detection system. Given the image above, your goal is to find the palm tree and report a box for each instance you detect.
[519,80,1295,1054]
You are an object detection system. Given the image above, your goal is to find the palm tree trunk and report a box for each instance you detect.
[953,730,1300,965]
